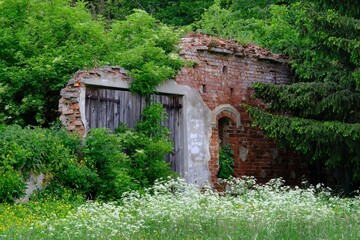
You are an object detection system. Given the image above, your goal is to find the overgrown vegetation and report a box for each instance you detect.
[0,0,183,126]
[1,177,359,239]
[0,104,174,203]
[217,144,235,179]
[75,0,214,26]
[197,0,360,192]
[0,2,359,238]
[0,124,79,203]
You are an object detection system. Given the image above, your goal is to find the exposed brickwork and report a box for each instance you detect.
[176,33,308,186]
[59,33,308,187]
[59,67,130,135]
[59,80,85,135]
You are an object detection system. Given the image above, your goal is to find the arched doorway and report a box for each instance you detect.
[209,104,241,186]
[217,117,235,179]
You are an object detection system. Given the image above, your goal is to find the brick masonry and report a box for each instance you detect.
[175,33,308,186]
[59,33,309,187]
[59,67,131,135]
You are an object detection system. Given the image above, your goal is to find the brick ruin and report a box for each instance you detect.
[59,33,308,187]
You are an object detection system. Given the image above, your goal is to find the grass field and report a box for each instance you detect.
[1,177,359,239]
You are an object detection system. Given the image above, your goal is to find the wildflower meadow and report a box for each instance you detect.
[1,177,359,239]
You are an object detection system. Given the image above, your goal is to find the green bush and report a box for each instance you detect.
[83,128,135,200]
[48,104,174,201]
[0,0,106,126]
[0,124,82,202]
[0,124,78,177]
[0,104,175,202]
[217,144,235,179]
[118,130,174,187]
[136,102,170,140]
[0,168,26,203]
[0,1,183,126]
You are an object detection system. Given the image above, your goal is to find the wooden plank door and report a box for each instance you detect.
[85,87,184,174]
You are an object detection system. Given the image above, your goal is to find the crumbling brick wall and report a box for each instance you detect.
[59,67,130,135]
[59,33,308,187]
[176,33,308,185]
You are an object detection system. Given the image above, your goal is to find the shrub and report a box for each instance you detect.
[53,103,176,200]
[0,124,81,202]
[0,104,175,202]
[0,168,26,203]
[118,130,174,188]
[0,1,183,126]
[123,103,175,187]
[0,124,78,177]
[217,144,235,179]
[0,0,107,126]
[82,128,136,200]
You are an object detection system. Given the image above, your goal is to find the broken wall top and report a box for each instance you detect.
[180,32,289,63]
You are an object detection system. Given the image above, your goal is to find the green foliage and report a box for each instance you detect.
[0,1,183,126]
[107,9,183,96]
[136,102,170,139]
[197,0,302,50]
[0,168,26,203]
[0,125,77,178]
[0,124,81,203]
[118,131,174,187]
[120,103,175,187]
[48,104,174,200]
[0,0,106,126]
[81,128,135,200]
[247,106,360,166]
[0,104,174,202]
[79,0,214,26]
[253,82,360,123]
[217,144,235,179]
[196,0,258,43]
[0,102,174,203]
[198,0,360,191]
[31,128,134,201]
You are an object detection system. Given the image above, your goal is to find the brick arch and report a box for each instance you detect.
[211,104,241,128]
[209,105,241,187]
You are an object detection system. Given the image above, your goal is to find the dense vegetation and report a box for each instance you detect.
[198,0,360,193]
[75,0,214,26]
[1,178,359,239]
[0,0,182,126]
[0,104,174,203]
[0,1,359,238]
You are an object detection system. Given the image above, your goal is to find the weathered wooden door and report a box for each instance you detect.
[85,87,184,174]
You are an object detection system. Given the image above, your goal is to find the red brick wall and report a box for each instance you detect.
[59,33,309,187]
[176,33,308,186]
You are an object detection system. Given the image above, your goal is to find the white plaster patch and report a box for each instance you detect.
[190,133,198,139]
[191,146,200,154]
[195,156,203,161]
[240,146,249,162]
[17,173,45,203]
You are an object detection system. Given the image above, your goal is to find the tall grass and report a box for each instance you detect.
[1,177,359,239]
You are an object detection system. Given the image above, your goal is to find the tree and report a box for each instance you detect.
[78,0,214,26]
[0,0,182,126]
[0,0,107,126]
[198,0,360,193]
